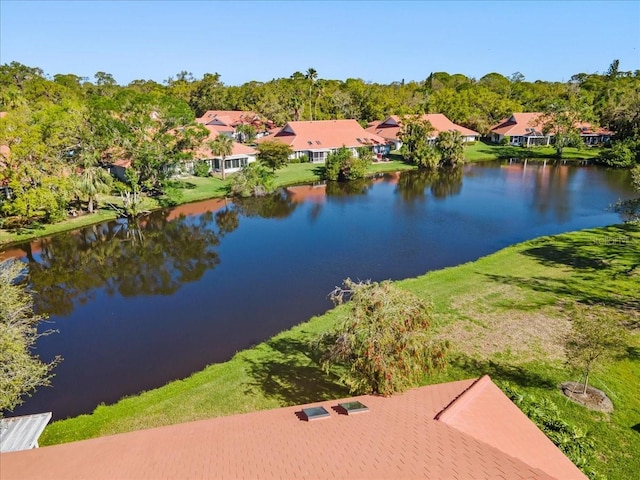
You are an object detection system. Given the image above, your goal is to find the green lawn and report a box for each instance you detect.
[40,223,640,480]
[464,141,604,162]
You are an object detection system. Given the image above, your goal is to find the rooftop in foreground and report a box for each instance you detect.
[0,376,586,480]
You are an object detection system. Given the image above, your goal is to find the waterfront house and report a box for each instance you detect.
[491,113,614,147]
[574,122,614,145]
[490,113,551,146]
[366,114,479,150]
[257,119,390,163]
[183,125,257,176]
[195,110,275,141]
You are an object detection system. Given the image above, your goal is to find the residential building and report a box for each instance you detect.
[366,114,479,150]
[574,122,614,146]
[491,113,614,147]
[490,113,552,146]
[183,125,257,176]
[195,110,275,140]
[257,119,390,163]
[0,376,587,479]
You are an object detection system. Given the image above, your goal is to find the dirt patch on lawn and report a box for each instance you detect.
[560,381,614,413]
[438,285,570,363]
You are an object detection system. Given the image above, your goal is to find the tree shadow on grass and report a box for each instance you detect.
[483,273,640,312]
[165,180,197,189]
[242,334,349,406]
[632,424,640,435]
[626,345,640,361]
[311,166,325,178]
[520,224,639,271]
[451,354,558,390]
[482,224,640,312]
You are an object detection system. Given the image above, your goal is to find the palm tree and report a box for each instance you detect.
[74,151,113,214]
[290,95,302,121]
[314,82,324,121]
[76,165,113,213]
[435,130,464,166]
[305,68,318,121]
[209,134,234,180]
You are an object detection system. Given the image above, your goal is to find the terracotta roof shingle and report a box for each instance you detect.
[0,376,586,480]
[366,114,479,141]
[257,119,388,151]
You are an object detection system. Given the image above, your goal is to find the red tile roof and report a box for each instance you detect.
[195,110,274,130]
[574,122,614,136]
[257,119,388,151]
[490,113,546,136]
[196,110,258,125]
[491,114,614,137]
[195,125,257,158]
[366,114,479,141]
[0,376,586,480]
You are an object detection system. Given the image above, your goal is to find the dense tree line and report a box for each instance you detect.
[1,60,639,228]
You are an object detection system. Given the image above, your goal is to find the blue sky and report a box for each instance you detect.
[1,0,639,86]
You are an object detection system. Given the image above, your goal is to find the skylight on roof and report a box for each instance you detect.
[308,141,313,145]
[316,140,321,145]
[301,406,330,421]
[337,401,369,415]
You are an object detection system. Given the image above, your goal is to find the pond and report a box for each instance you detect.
[3,161,636,420]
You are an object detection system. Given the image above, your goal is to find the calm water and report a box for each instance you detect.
[3,161,636,419]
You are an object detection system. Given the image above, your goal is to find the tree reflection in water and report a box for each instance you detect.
[23,209,221,316]
[233,190,298,219]
[396,167,463,201]
[325,178,372,198]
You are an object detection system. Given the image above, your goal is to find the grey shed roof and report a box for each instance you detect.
[0,412,52,453]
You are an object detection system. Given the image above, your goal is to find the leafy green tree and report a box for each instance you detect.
[398,115,439,168]
[356,145,375,165]
[324,146,370,181]
[209,134,234,180]
[228,162,274,197]
[633,164,640,190]
[164,70,197,105]
[599,137,639,167]
[189,72,225,117]
[538,98,589,156]
[193,160,211,177]
[0,260,59,415]
[315,279,448,395]
[235,124,256,143]
[435,130,464,166]
[564,304,628,395]
[256,140,293,172]
[0,104,79,226]
[89,90,203,193]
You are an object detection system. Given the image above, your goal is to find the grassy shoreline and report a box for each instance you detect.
[0,143,603,248]
[0,160,415,248]
[463,141,603,162]
[39,223,640,479]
